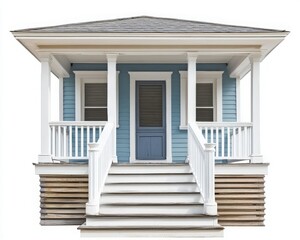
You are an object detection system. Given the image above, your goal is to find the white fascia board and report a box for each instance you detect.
[215,163,269,175]
[34,163,88,175]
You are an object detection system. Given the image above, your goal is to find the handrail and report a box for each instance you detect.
[197,122,252,127]
[86,122,115,215]
[49,121,107,127]
[188,122,217,215]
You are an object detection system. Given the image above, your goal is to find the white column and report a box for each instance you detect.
[107,54,118,163]
[38,59,52,163]
[187,53,197,123]
[250,56,263,163]
[59,77,64,121]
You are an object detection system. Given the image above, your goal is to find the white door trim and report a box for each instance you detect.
[129,72,172,163]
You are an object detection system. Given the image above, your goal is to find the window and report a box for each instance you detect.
[84,83,107,121]
[74,71,119,124]
[196,83,214,121]
[179,71,223,129]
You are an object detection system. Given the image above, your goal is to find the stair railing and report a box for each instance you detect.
[86,122,115,215]
[188,122,217,215]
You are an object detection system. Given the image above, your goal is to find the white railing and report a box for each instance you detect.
[49,121,106,160]
[188,122,217,215]
[197,122,253,161]
[86,122,115,215]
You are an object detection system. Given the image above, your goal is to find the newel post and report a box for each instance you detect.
[204,143,217,215]
[86,143,100,215]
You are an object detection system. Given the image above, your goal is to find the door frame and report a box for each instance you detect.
[129,72,172,163]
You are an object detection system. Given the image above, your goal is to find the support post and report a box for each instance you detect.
[38,59,52,162]
[204,143,217,215]
[86,143,100,215]
[250,56,263,163]
[187,53,197,123]
[107,54,118,163]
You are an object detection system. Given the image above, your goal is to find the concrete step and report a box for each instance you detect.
[79,224,224,238]
[100,192,203,204]
[110,164,191,174]
[103,182,199,193]
[99,203,204,215]
[85,214,218,227]
[106,173,195,183]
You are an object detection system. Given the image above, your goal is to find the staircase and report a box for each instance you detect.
[79,163,224,237]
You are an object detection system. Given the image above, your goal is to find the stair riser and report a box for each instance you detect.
[106,174,195,183]
[99,205,204,215]
[86,217,218,227]
[81,229,224,238]
[103,183,199,193]
[101,194,203,204]
[109,165,191,174]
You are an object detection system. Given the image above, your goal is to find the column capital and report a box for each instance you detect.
[187,52,198,62]
[249,54,262,63]
[106,53,119,62]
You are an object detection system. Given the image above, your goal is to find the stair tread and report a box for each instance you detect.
[112,163,188,166]
[102,191,201,195]
[105,182,197,185]
[86,213,217,218]
[100,203,203,206]
[108,173,193,175]
[79,224,224,230]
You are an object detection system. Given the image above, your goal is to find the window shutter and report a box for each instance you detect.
[84,83,107,121]
[196,83,214,121]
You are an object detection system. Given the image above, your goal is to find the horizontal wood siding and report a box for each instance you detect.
[64,63,237,162]
[39,175,88,225]
[215,175,265,226]
[39,173,265,226]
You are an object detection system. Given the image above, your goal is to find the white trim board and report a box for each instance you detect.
[179,71,223,130]
[128,72,172,163]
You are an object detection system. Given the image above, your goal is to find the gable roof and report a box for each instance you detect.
[12,16,286,34]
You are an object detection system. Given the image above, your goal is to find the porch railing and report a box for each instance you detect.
[188,122,217,215]
[86,122,115,215]
[49,121,106,160]
[197,122,253,161]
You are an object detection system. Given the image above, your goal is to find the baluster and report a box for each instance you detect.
[93,126,96,143]
[58,126,61,158]
[69,126,72,157]
[232,127,236,158]
[238,127,242,158]
[87,126,90,158]
[51,126,55,157]
[81,126,84,157]
[99,126,102,141]
[221,127,224,157]
[205,127,208,140]
[216,127,219,158]
[75,126,78,158]
[210,127,214,144]
[63,126,67,157]
[227,127,230,158]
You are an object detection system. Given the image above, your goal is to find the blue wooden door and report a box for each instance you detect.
[136,81,166,160]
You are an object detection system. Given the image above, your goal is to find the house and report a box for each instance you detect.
[12,16,288,237]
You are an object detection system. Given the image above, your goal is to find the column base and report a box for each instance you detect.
[204,202,218,215]
[250,155,263,163]
[86,202,99,215]
[38,154,52,163]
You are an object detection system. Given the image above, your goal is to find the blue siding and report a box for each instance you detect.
[63,63,236,163]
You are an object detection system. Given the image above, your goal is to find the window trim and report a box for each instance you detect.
[74,71,119,126]
[179,71,223,130]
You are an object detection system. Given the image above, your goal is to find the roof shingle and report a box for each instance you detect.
[12,16,286,34]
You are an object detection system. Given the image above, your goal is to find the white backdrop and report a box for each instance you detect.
[0,0,299,239]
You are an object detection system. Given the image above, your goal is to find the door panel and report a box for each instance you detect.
[136,81,166,160]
